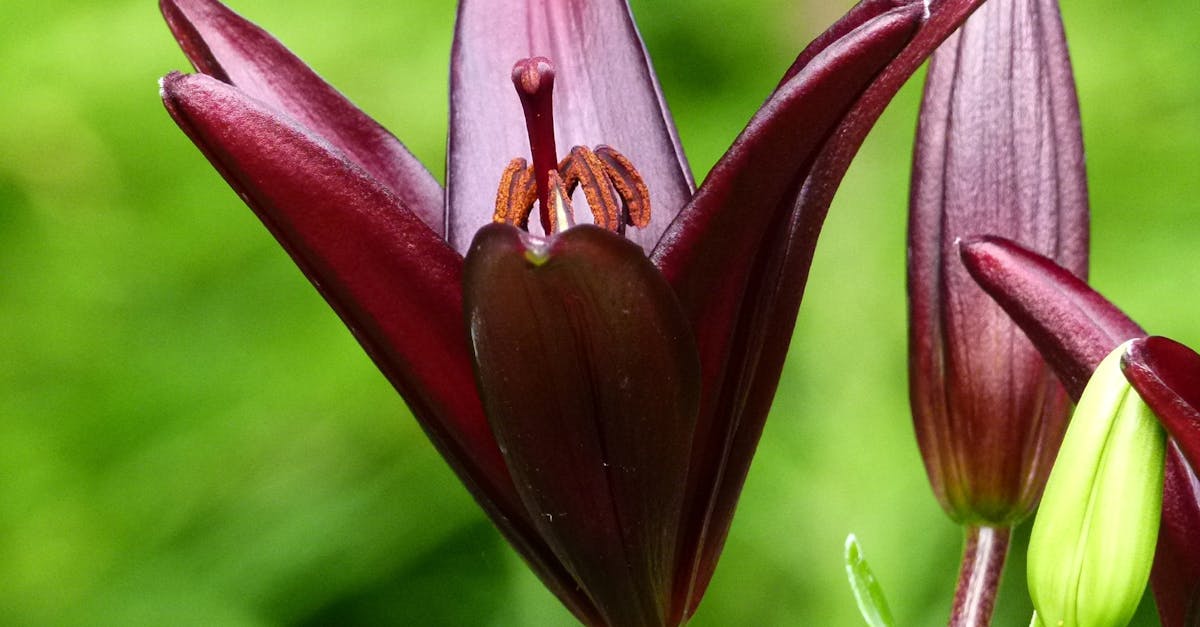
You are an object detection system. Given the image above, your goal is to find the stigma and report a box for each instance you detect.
[493,57,651,236]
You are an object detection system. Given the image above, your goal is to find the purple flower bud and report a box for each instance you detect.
[908,0,1088,525]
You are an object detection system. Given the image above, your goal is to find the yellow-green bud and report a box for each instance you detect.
[1027,341,1165,627]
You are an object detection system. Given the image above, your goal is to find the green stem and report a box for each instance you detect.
[948,525,1010,627]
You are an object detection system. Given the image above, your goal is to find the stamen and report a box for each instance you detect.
[594,145,651,228]
[493,158,537,228]
[512,57,558,233]
[546,170,575,234]
[558,146,621,232]
[495,59,652,238]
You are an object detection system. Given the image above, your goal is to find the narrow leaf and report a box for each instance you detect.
[844,534,897,627]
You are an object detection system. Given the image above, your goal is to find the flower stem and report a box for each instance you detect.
[948,525,1010,627]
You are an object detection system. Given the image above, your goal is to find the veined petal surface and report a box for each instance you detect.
[160,0,445,233]
[448,0,693,254]
[464,224,700,627]
[907,0,1087,522]
[1027,343,1163,627]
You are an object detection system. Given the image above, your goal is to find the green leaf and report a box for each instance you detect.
[843,533,896,627]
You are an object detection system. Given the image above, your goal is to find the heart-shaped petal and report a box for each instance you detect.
[464,224,700,626]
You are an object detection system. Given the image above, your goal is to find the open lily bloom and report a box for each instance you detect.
[960,236,1200,627]
[159,0,987,623]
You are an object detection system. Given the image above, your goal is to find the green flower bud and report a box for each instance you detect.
[1028,341,1165,627]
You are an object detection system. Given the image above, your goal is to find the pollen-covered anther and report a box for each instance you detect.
[559,146,621,232]
[595,145,651,228]
[500,56,652,236]
[493,157,537,228]
[491,144,652,236]
[558,145,652,234]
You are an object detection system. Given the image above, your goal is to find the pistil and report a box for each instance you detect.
[512,57,558,233]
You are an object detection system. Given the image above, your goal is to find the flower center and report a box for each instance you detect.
[493,57,651,236]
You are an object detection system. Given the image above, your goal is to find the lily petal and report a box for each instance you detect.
[958,237,1200,627]
[1123,337,1200,473]
[652,0,995,609]
[907,0,1088,523]
[778,0,922,87]
[447,0,694,254]
[723,0,997,487]
[723,0,1001,436]
[1153,443,1200,627]
[160,0,445,234]
[464,224,700,627]
[159,72,597,622]
[958,235,1144,395]
[1122,338,1200,627]
[733,0,998,461]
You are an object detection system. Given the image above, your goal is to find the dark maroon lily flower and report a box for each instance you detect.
[959,236,1200,627]
[158,0,988,623]
[906,0,1087,621]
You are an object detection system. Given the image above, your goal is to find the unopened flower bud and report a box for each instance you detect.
[1028,341,1165,627]
[908,0,1088,525]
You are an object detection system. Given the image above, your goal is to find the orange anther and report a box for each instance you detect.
[493,158,537,228]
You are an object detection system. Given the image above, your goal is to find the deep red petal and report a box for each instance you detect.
[464,224,700,627]
[447,0,694,254]
[777,0,912,87]
[1152,445,1200,627]
[159,72,598,622]
[958,235,1145,397]
[160,0,444,234]
[907,0,1087,523]
[1123,338,1200,627]
[648,4,926,611]
[1123,337,1200,482]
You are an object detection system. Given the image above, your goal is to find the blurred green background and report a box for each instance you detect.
[1,0,1197,624]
